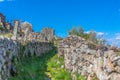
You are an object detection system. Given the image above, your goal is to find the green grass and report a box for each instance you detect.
[54,38,63,46]
[10,46,87,80]
[74,72,87,80]
[0,25,4,30]
[0,33,13,38]
[116,51,120,56]
[47,53,71,80]
[10,47,71,80]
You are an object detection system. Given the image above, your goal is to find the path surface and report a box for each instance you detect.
[10,47,71,80]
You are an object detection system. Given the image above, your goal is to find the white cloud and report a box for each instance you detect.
[116,36,120,40]
[115,33,120,40]
[106,33,120,47]
[0,0,15,2]
[96,32,104,36]
[0,0,4,2]
[85,31,90,34]
[85,31,105,36]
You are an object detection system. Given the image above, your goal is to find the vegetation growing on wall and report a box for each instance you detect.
[68,26,106,45]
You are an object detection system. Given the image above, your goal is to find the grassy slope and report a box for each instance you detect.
[0,33,13,38]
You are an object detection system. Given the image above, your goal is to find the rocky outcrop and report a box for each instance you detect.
[58,35,120,80]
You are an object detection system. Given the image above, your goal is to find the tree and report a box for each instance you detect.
[77,26,84,36]
[68,26,84,37]
[88,31,97,43]
[68,27,78,35]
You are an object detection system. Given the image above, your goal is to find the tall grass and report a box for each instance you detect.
[10,47,71,80]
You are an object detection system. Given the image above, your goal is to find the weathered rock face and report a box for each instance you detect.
[58,35,120,80]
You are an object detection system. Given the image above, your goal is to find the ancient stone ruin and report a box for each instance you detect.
[11,21,54,42]
[0,13,6,27]
[58,35,120,80]
[1,12,120,80]
[0,13,55,43]
[26,28,54,42]
[0,13,55,80]
[0,13,11,33]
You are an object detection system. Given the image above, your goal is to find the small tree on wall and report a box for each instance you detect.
[88,31,97,43]
[77,26,84,36]
[68,26,84,37]
[68,27,78,35]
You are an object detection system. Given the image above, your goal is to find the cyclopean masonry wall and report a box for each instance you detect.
[58,35,120,80]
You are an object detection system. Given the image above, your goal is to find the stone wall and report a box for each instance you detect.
[0,37,19,80]
[0,13,13,33]
[26,27,54,42]
[0,13,55,43]
[41,28,54,42]
[58,35,120,80]
[11,20,54,42]
[0,37,53,80]
[23,41,53,57]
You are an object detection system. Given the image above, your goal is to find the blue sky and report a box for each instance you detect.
[0,0,120,46]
